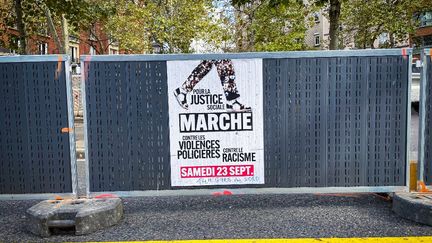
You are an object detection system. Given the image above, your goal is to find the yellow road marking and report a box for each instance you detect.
[85,236,432,243]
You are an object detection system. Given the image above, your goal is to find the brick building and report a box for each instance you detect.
[0,23,120,62]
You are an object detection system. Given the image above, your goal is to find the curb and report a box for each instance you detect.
[392,192,432,226]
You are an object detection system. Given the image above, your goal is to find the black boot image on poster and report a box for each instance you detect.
[173,59,251,112]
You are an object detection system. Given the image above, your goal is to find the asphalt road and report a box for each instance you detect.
[1,194,431,242]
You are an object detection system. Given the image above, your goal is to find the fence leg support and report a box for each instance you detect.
[410,161,418,191]
[393,192,432,226]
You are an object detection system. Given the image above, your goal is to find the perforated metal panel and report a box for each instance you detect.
[85,61,170,192]
[422,55,432,184]
[0,61,73,194]
[84,52,409,193]
[263,56,408,187]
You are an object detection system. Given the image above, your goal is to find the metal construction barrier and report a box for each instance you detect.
[0,55,77,199]
[81,49,412,196]
[419,49,432,185]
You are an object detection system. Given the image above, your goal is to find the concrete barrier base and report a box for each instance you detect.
[26,198,123,237]
[393,192,432,226]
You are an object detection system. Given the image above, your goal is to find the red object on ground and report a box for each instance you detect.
[180,165,254,178]
[212,190,233,196]
[223,190,233,195]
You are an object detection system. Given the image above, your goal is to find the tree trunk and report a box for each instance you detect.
[61,14,69,54]
[234,4,254,52]
[42,3,63,53]
[234,6,245,52]
[389,32,395,48]
[98,39,105,54]
[328,0,341,50]
[14,0,27,54]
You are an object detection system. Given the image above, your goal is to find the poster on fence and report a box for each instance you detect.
[167,59,265,186]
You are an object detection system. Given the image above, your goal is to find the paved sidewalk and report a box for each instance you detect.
[1,194,431,242]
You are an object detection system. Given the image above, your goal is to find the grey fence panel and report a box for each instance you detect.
[263,58,327,187]
[0,58,74,194]
[420,50,432,184]
[84,51,409,194]
[263,56,408,187]
[85,61,171,192]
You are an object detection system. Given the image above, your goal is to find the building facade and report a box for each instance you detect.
[0,23,121,62]
[304,11,330,50]
[304,10,417,50]
[414,11,432,48]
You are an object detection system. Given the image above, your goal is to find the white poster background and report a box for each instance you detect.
[167,59,264,186]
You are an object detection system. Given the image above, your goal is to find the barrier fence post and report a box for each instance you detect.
[65,56,78,197]
[418,50,427,184]
[406,49,413,190]
[80,56,91,198]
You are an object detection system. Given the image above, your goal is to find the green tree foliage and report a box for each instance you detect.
[1,0,227,54]
[340,0,432,49]
[105,0,226,53]
[251,1,308,51]
[2,0,310,54]
[229,0,309,52]
[0,0,102,54]
[103,0,153,53]
[75,0,118,54]
[0,0,47,53]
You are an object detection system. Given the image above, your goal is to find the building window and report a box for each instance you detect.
[379,33,389,45]
[313,13,320,23]
[314,33,320,47]
[69,46,78,63]
[90,46,96,55]
[69,35,80,43]
[420,11,432,27]
[424,35,432,47]
[38,42,48,55]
